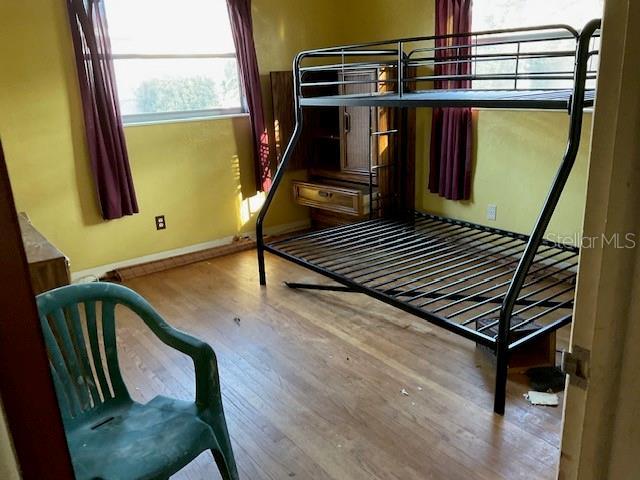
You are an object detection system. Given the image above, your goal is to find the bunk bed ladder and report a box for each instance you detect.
[493,18,601,414]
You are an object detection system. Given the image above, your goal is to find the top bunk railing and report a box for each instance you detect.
[294,21,601,108]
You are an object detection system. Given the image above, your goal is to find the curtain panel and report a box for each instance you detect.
[429,0,473,201]
[226,0,272,192]
[67,0,138,220]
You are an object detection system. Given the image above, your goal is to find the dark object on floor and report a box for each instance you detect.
[36,282,239,480]
[526,366,567,392]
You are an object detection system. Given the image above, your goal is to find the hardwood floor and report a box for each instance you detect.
[119,250,567,480]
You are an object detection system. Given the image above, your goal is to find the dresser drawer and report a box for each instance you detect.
[293,181,374,216]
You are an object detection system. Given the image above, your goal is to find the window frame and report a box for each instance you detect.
[109,42,246,125]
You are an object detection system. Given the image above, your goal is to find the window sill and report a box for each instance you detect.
[123,112,250,128]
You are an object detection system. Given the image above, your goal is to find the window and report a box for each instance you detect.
[105,0,244,124]
[473,0,604,32]
[471,0,604,90]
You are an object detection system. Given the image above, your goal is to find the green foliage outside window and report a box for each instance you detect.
[134,63,241,113]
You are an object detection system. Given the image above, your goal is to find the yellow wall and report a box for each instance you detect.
[338,0,435,42]
[417,110,592,240]
[0,0,342,273]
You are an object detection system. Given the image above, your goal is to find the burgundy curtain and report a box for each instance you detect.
[67,0,138,220]
[226,0,272,192]
[429,0,473,200]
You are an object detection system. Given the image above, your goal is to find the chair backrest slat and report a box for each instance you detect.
[50,364,74,421]
[40,314,82,418]
[50,308,92,411]
[101,301,128,398]
[66,303,102,407]
[84,300,113,402]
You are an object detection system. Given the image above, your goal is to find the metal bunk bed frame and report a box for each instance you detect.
[256,19,601,414]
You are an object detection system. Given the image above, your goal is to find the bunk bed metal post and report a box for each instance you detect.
[256,54,305,285]
[492,19,601,415]
[397,42,404,97]
[396,46,406,218]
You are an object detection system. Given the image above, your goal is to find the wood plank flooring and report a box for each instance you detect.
[118,250,567,480]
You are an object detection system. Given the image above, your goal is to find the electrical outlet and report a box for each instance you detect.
[155,215,166,230]
[487,204,497,221]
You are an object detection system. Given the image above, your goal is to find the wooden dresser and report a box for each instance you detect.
[271,69,415,228]
[19,213,70,295]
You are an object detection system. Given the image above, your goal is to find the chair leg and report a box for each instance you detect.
[211,448,239,480]
[209,414,239,480]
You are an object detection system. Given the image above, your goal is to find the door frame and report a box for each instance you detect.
[0,141,74,478]
[559,1,640,478]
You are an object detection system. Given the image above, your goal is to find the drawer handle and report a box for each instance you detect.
[344,111,351,134]
[318,191,333,198]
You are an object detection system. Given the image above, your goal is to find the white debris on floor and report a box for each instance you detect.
[525,391,559,406]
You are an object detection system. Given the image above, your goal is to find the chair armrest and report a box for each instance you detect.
[118,289,222,409]
[150,321,222,410]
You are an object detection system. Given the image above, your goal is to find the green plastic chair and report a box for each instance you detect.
[36,282,239,480]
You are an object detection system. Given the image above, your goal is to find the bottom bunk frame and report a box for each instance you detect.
[263,212,579,411]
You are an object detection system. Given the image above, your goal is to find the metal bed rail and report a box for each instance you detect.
[294,22,600,101]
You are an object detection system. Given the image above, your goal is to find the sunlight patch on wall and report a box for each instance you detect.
[238,190,266,228]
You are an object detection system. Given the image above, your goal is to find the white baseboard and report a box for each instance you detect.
[71,236,235,282]
[71,219,310,282]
